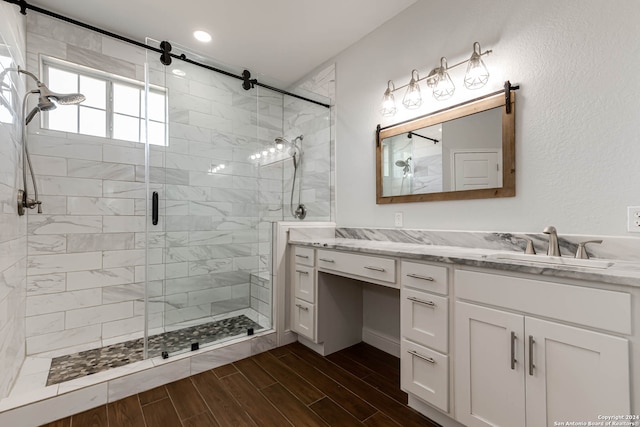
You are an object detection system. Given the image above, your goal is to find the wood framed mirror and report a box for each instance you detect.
[376,87,516,203]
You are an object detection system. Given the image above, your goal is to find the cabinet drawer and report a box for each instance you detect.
[317,249,396,284]
[294,265,315,303]
[401,339,448,412]
[401,261,448,295]
[294,246,315,267]
[293,298,315,341]
[401,289,448,353]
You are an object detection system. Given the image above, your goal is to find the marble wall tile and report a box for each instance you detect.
[66,267,135,291]
[102,216,145,233]
[27,251,102,275]
[27,235,66,255]
[66,301,133,329]
[26,273,66,295]
[102,282,144,304]
[0,382,108,427]
[0,6,25,391]
[67,197,134,216]
[67,159,135,181]
[102,249,145,268]
[67,45,136,80]
[30,155,67,177]
[25,312,65,337]
[26,325,102,354]
[26,288,102,316]
[101,315,144,340]
[28,215,103,235]
[27,134,103,161]
[107,358,191,402]
[38,176,103,197]
[102,180,146,199]
[66,233,134,253]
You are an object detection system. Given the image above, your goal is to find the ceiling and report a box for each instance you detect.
[28,0,417,87]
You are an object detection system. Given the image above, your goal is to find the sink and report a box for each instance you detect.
[486,252,614,269]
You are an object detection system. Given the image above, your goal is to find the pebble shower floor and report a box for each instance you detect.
[46,315,262,385]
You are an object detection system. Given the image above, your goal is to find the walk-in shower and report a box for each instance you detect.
[276,135,307,220]
[0,4,331,419]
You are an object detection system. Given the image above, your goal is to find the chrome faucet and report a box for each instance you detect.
[543,226,561,256]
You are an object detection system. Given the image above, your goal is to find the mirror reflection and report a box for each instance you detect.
[376,91,516,204]
[381,107,502,197]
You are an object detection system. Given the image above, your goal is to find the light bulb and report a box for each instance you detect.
[269,147,276,153]
[256,153,261,158]
[432,58,455,101]
[402,70,422,109]
[250,154,256,160]
[276,143,284,150]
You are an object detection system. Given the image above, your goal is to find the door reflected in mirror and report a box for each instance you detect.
[376,91,515,203]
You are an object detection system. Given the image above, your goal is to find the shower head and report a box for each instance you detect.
[37,81,86,105]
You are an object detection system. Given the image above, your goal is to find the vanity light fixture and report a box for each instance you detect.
[381,41,492,116]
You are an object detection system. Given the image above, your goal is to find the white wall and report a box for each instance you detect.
[334,0,640,236]
[0,2,27,399]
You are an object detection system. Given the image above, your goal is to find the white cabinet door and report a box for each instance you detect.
[525,317,630,426]
[454,302,526,427]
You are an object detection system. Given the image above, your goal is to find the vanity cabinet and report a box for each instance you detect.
[454,269,631,427]
[292,246,316,341]
[400,261,450,413]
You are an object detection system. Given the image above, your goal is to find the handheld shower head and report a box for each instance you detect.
[38,81,85,105]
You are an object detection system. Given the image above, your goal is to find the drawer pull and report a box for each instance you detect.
[406,273,435,281]
[319,258,335,263]
[295,254,310,259]
[295,269,309,275]
[295,303,309,311]
[407,296,435,307]
[408,350,436,364]
[364,265,386,272]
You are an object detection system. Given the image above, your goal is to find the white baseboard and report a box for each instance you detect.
[362,327,400,358]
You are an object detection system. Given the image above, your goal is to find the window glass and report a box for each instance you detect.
[113,113,140,142]
[48,105,78,133]
[48,67,78,94]
[147,91,165,122]
[79,107,106,137]
[147,120,166,146]
[113,83,140,117]
[80,75,106,109]
[43,59,166,145]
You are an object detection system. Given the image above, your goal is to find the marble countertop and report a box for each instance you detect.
[289,237,640,288]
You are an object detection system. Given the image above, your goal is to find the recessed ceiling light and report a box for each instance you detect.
[193,30,212,43]
[172,69,186,77]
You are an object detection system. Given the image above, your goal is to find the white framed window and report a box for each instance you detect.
[42,57,167,145]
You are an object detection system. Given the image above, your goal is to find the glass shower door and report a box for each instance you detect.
[144,42,266,357]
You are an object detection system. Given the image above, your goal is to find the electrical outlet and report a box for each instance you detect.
[394,212,403,227]
[627,206,640,232]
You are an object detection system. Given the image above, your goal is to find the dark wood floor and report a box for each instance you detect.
[40,341,439,427]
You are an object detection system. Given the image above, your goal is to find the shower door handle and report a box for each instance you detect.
[152,192,159,225]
